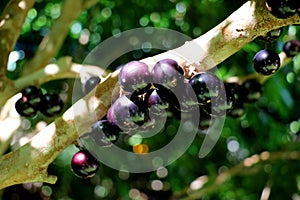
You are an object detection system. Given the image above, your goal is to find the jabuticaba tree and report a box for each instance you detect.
[0,0,300,199]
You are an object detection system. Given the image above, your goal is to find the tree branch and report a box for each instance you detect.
[0,70,119,189]
[0,94,22,155]
[0,0,300,189]
[1,0,300,107]
[21,0,99,76]
[0,57,106,107]
[0,0,35,90]
[141,0,300,72]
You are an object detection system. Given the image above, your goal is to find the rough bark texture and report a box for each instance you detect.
[0,71,119,189]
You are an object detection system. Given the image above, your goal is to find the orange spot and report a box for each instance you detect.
[133,144,149,154]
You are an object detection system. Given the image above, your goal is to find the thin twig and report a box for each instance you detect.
[21,0,99,76]
[174,151,300,200]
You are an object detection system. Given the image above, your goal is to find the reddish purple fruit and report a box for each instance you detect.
[152,58,184,88]
[283,40,300,57]
[109,95,146,131]
[71,150,99,179]
[147,88,169,115]
[119,61,151,92]
[107,106,117,125]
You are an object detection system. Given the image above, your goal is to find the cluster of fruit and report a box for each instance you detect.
[198,79,263,129]
[108,59,237,133]
[28,0,300,179]
[15,86,64,117]
[108,59,186,132]
[70,58,265,178]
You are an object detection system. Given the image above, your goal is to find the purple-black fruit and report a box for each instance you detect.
[71,150,99,179]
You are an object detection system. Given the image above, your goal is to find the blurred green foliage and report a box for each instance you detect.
[3,0,300,199]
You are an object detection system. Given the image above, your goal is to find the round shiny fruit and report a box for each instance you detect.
[71,150,99,179]
[109,95,146,131]
[15,98,37,117]
[90,120,121,147]
[20,85,43,108]
[283,40,300,57]
[152,58,184,88]
[187,72,225,105]
[253,49,280,75]
[119,61,151,92]
[39,93,64,117]
[82,76,101,94]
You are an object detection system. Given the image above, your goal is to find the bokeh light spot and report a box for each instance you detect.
[133,144,149,154]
